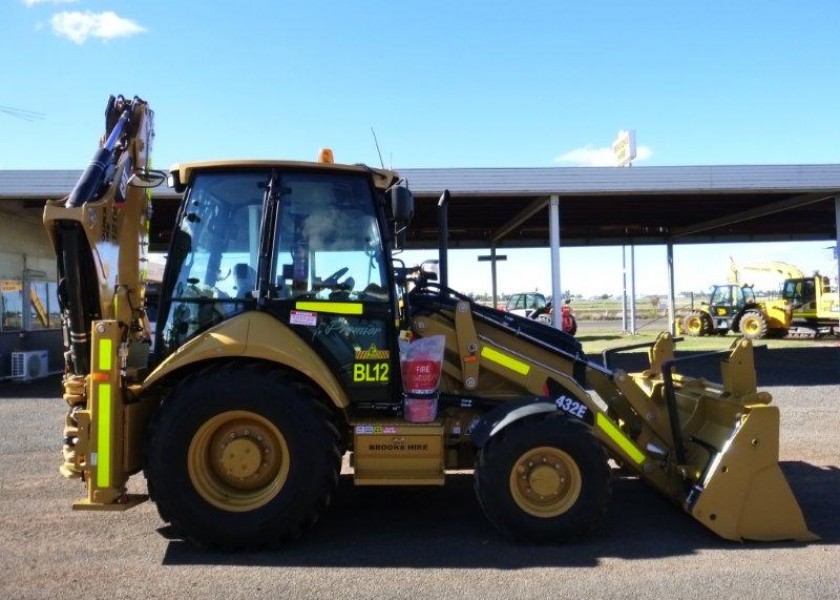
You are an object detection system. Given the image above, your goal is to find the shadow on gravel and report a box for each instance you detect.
[593,345,840,386]
[161,462,836,568]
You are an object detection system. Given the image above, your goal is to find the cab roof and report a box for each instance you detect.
[169,160,401,191]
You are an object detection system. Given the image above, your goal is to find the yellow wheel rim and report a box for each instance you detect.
[685,315,703,334]
[509,446,582,518]
[742,317,760,335]
[188,410,289,512]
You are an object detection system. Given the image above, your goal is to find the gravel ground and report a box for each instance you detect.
[0,344,838,600]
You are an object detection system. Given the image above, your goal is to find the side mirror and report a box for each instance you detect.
[387,184,414,250]
[127,168,167,189]
[389,185,414,223]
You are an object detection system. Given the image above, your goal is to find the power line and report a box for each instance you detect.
[0,105,45,122]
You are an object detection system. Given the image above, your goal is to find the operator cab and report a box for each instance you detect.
[156,160,411,409]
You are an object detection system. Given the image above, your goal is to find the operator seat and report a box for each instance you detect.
[233,263,256,298]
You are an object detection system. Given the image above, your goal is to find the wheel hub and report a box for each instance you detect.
[188,411,290,511]
[510,447,582,517]
[219,437,262,479]
[528,464,563,497]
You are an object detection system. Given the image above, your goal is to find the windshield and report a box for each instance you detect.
[711,286,735,305]
[160,171,265,352]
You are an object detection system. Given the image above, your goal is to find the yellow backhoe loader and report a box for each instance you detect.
[43,95,816,549]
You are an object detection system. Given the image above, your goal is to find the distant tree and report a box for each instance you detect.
[600,293,610,300]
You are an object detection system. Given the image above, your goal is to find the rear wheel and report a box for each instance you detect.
[683,310,712,336]
[738,310,768,339]
[145,361,340,549]
[474,414,611,543]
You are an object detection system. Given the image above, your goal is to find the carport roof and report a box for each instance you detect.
[2,164,839,250]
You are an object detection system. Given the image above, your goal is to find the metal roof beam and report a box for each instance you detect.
[670,192,831,239]
[491,197,549,242]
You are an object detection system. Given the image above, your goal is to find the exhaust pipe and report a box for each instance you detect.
[437,190,450,289]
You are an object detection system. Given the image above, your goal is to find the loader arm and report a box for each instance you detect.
[409,285,816,542]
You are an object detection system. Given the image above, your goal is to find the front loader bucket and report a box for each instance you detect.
[627,335,818,543]
[688,405,817,542]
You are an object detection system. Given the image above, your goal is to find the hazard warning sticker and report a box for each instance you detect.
[290,310,318,327]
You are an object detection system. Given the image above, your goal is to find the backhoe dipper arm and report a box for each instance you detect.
[44,95,154,375]
[43,95,155,504]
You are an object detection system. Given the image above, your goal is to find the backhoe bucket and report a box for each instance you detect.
[688,405,817,542]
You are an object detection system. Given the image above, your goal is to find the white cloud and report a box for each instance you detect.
[23,0,77,6]
[555,144,653,167]
[50,11,146,44]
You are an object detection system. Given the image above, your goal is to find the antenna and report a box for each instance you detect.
[370,127,385,169]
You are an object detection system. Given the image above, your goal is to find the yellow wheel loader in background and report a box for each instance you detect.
[682,283,791,340]
[43,95,816,549]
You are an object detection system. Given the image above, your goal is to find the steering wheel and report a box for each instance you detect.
[322,267,349,287]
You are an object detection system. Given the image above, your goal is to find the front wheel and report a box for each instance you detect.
[145,361,340,549]
[474,414,611,543]
[738,310,768,339]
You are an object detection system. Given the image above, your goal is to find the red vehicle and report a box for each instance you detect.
[530,297,577,336]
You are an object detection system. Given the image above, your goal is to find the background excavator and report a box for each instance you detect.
[42,95,815,549]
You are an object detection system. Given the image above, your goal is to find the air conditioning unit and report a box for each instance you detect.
[11,350,49,381]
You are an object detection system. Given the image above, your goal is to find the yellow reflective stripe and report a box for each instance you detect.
[480,346,531,375]
[295,301,363,315]
[99,339,112,371]
[596,413,646,465]
[96,383,112,488]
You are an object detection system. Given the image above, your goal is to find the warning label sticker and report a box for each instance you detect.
[290,310,318,327]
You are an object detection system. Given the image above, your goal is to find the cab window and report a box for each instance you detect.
[272,171,387,301]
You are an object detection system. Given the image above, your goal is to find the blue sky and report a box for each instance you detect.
[2,0,839,296]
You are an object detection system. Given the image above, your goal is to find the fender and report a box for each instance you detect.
[143,311,350,408]
[468,399,559,449]
[469,378,596,448]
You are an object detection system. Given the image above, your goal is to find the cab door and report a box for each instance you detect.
[264,169,399,407]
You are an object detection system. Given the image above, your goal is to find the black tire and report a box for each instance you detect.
[738,309,768,340]
[474,414,611,543]
[145,360,340,549]
[683,310,712,336]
